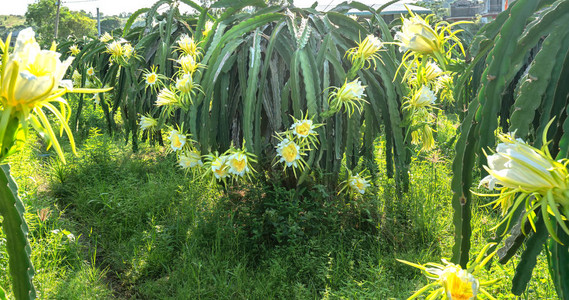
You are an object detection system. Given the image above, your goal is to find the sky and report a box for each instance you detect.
[2,0,415,16]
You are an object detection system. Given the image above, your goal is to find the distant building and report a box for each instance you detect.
[483,0,509,17]
[294,0,432,22]
[447,0,511,22]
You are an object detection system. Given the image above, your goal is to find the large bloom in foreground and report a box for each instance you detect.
[477,127,569,242]
[398,244,499,300]
[1,28,73,112]
[0,28,110,162]
[480,134,566,192]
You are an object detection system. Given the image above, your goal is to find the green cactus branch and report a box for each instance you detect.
[0,164,36,300]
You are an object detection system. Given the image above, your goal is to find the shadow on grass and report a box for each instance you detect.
[38,131,445,299]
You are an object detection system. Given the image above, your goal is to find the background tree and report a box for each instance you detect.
[25,0,96,46]
[100,17,122,34]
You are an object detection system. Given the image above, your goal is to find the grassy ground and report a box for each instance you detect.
[0,15,25,28]
[0,111,559,299]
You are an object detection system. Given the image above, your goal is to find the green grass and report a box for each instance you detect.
[0,15,25,28]
[0,114,559,299]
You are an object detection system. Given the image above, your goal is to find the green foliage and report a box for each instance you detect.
[65,0,410,191]
[0,121,560,298]
[0,15,26,40]
[100,17,122,34]
[451,0,569,297]
[25,0,96,45]
[0,165,35,299]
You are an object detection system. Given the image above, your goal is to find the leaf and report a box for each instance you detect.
[123,7,150,37]
[0,165,36,300]
[511,212,549,295]
[548,222,569,299]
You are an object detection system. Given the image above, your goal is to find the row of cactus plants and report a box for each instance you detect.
[4,0,569,298]
[60,0,413,190]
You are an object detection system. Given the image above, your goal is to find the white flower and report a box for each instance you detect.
[155,88,178,106]
[290,119,314,138]
[424,61,443,81]
[412,85,436,108]
[203,20,214,37]
[211,155,229,179]
[86,67,95,76]
[139,115,157,131]
[145,72,157,85]
[175,73,194,93]
[69,44,80,55]
[276,138,301,167]
[72,70,82,86]
[343,80,365,99]
[348,174,370,194]
[168,130,187,151]
[479,135,566,192]
[227,152,249,176]
[92,94,100,105]
[179,150,203,169]
[100,32,113,42]
[357,35,382,60]
[395,15,440,54]
[106,40,123,56]
[177,55,199,75]
[439,265,479,300]
[176,35,199,57]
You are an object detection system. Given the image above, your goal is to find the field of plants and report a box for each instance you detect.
[1,0,569,299]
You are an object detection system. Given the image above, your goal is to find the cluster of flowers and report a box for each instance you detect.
[67,33,131,105]
[394,10,463,152]
[327,35,383,117]
[149,21,214,114]
[137,21,214,132]
[319,34,384,196]
[101,32,136,66]
[274,114,321,177]
[164,126,256,183]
